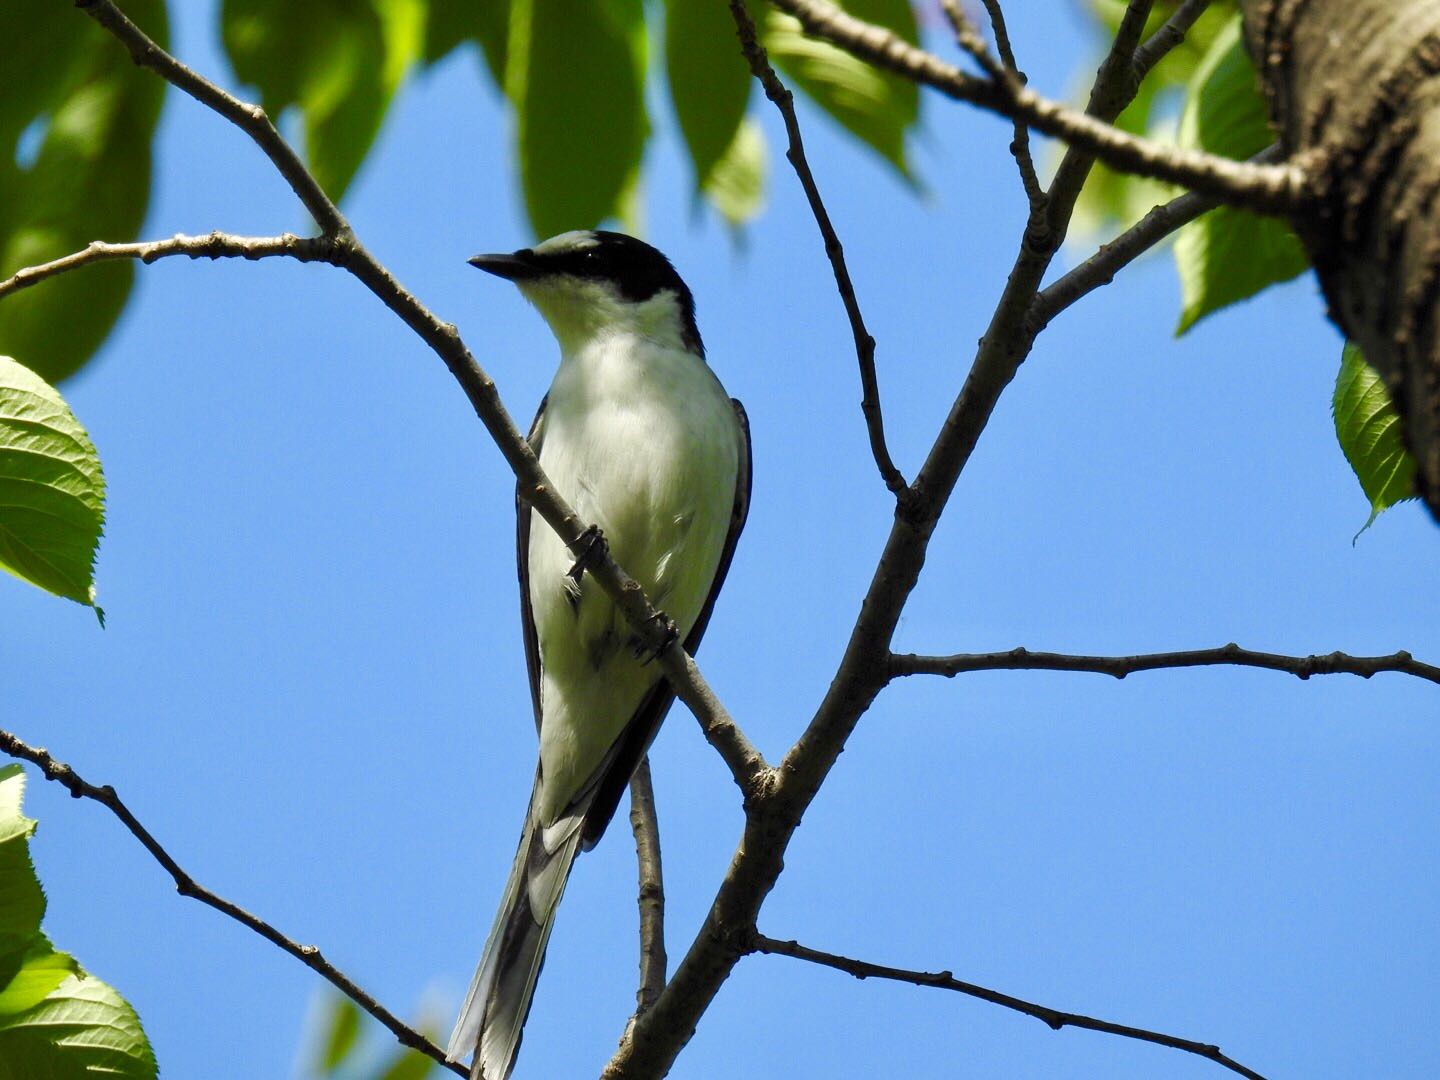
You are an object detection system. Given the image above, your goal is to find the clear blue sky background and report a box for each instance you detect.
[9,3,1439,1078]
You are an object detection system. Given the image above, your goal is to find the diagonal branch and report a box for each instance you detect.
[1029,146,1286,332]
[0,728,466,1077]
[66,0,769,793]
[1132,0,1214,86]
[628,758,668,1016]
[764,0,1307,212]
[0,232,338,298]
[889,645,1440,685]
[750,934,1268,1080]
[728,0,908,501]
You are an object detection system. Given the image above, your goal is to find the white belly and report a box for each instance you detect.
[529,333,740,825]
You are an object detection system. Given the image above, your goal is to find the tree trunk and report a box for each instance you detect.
[1241,0,1440,522]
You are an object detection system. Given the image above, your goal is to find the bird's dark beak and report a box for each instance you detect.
[468,250,545,281]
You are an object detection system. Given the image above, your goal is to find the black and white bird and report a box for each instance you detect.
[448,230,751,1080]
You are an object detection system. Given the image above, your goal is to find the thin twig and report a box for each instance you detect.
[938,0,1005,80]
[1132,0,1214,87]
[628,759,668,1016]
[750,934,1268,1080]
[728,0,909,501]
[0,232,337,298]
[0,729,466,1077]
[764,0,1307,212]
[888,645,1440,685]
[67,0,770,795]
[942,0,1044,212]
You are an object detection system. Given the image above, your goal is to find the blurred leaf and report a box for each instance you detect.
[1333,343,1416,535]
[0,356,105,609]
[315,994,363,1070]
[764,0,918,177]
[0,0,167,383]
[664,0,751,194]
[425,0,509,90]
[703,117,767,226]
[509,0,647,238]
[374,1042,439,1080]
[1172,17,1307,332]
[223,0,421,203]
[0,766,156,1079]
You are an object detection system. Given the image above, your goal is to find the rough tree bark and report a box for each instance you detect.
[1241,0,1440,520]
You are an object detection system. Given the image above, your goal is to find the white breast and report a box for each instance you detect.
[528,329,741,825]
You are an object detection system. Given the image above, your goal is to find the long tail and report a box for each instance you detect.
[448,786,585,1080]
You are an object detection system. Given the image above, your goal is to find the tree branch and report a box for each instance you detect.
[0,232,338,298]
[1029,144,1286,332]
[750,934,1268,1080]
[765,0,1308,212]
[0,728,465,1077]
[889,645,1440,685]
[1132,0,1214,87]
[628,758,667,1016]
[728,0,908,501]
[66,0,770,795]
[604,9,1246,1075]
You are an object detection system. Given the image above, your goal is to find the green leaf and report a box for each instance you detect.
[425,0,509,91]
[703,117,768,226]
[374,1042,440,1080]
[1333,342,1417,534]
[0,766,44,962]
[315,994,362,1070]
[509,0,647,238]
[222,0,421,203]
[0,356,105,608]
[664,0,752,193]
[0,940,78,1018]
[0,766,155,1079]
[1172,16,1307,332]
[763,0,919,177]
[0,0,167,384]
[0,971,157,1080]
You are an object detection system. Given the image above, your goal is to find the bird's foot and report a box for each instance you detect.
[635,613,680,665]
[566,525,608,584]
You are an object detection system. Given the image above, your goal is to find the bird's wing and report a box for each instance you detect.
[578,397,753,848]
[516,396,548,733]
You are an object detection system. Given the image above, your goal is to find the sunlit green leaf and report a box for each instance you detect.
[0,766,44,962]
[425,0,508,91]
[0,940,77,1018]
[764,0,918,177]
[703,117,767,226]
[1172,16,1307,332]
[0,766,155,1079]
[1333,342,1417,535]
[0,0,167,384]
[664,0,751,193]
[509,0,647,238]
[0,971,157,1080]
[0,356,105,609]
[223,0,421,203]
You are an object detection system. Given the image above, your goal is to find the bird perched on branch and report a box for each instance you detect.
[448,230,751,1080]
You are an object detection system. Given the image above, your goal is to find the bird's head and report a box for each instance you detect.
[469,230,703,357]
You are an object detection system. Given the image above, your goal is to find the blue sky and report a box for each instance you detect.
[9,2,1439,1078]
